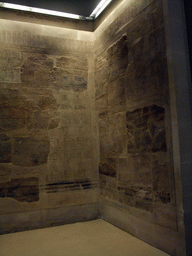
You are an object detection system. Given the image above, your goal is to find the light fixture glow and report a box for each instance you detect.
[89,0,113,19]
[0,2,82,20]
[0,0,113,20]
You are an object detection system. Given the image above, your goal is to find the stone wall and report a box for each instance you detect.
[94,0,183,254]
[0,20,99,233]
[0,1,187,254]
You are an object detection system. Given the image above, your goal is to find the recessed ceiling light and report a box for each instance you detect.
[0,0,113,20]
[89,0,113,19]
[0,2,81,20]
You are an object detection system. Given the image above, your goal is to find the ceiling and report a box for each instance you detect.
[2,0,103,17]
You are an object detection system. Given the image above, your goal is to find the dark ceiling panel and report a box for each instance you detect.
[2,0,101,17]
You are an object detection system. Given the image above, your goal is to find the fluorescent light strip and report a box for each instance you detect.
[0,0,113,20]
[89,0,113,19]
[0,2,81,20]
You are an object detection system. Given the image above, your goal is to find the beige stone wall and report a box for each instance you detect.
[0,1,188,253]
[94,0,182,253]
[0,19,99,231]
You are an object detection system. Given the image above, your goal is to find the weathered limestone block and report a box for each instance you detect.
[95,0,158,55]
[117,154,153,211]
[117,157,135,184]
[99,163,116,177]
[108,35,128,81]
[78,159,94,180]
[12,135,50,166]
[94,35,128,97]
[0,134,11,163]
[107,76,126,114]
[58,91,88,110]
[0,177,39,202]
[152,157,171,203]
[46,179,94,194]
[100,174,117,200]
[28,94,59,130]
[125,28,168,102]
[126,105,167,153]
[128,4,165,50]
[99,112,126,157]
[0,164,12,183]
[47,123,94,184]
[0,89,32,131]
[95,94,108,115]
[56,55,88,71]
[0,86,59,132]
[30,110,59,130]
[0,49,23,82]
[144,28,167,63]
[48,119,60,130]
[32,111,52,129]
[94,53,109,96]
[94,53,108,70]
[99,158,117,177]
[21,54,54,88]
[37,95,58,110]
[133,154,152,186]
[118,184,153,212]
[95,69,109,97]
[54,68,87,91]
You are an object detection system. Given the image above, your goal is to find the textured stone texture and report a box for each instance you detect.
[95,0,176,229]
[0,89,31,131]
[100,202,182,256]
[12,136,50,166]
[0,1,185,254]
[0,19,99,228]
[0,178,39,202]
[0,204,100,235]
[126,105,167,153]
[0,134,11,163]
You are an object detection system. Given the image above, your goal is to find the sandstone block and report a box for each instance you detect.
[126,105,167,153]
[12,136,50,166]
[56,55,88,71]
[0,89,31,131]
[0,177,39,202]
[0,133,11,163]
[21,54,54,90]
[99,112,126,157]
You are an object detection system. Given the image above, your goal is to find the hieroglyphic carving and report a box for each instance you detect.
[0,30,92,53]
[0,49,23,82]
[0,24,96,194]
[47,132,93,184]
[0,177,39,202]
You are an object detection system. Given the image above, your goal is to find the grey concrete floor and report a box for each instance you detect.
[0,219,169,256]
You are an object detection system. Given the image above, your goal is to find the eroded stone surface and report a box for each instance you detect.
[0,89,31,131]
[56,55,88,71]
[99,158,117,178]
[107,77,126,114]
[108,35,128,81]
[126,105,167,153]
[21,54,54,90]
[0,177,39,202]
[95,0,173,217]
[125,27,168,103]
[152,159,171,203]
[118,184,153,212]
[54,68,87,91]
[12,136,50,166]
[0,133,11,163]
[99,113,126,157]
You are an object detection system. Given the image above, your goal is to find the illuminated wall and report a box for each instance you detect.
[0,20,99,233]
[0,0,191,255]
[94,0,186,255]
